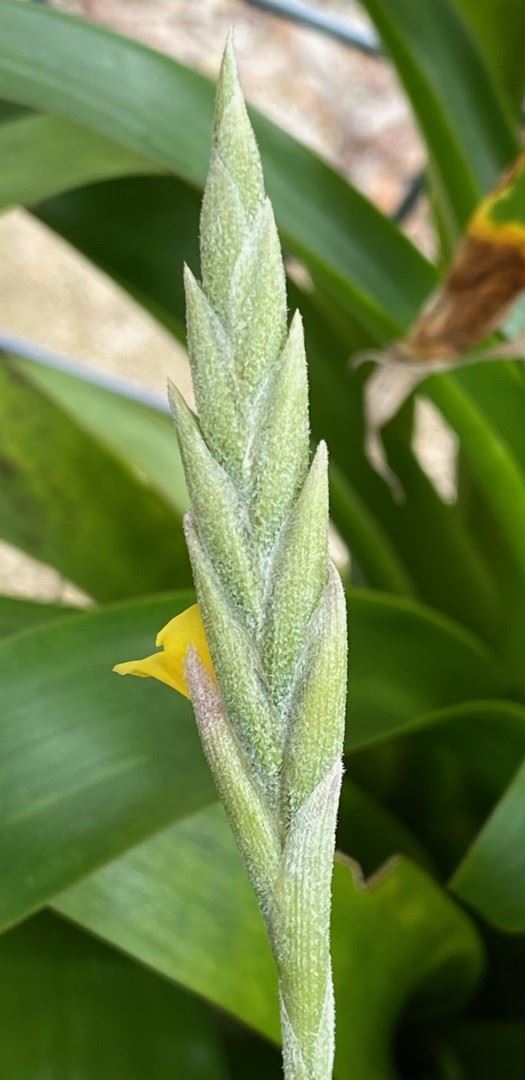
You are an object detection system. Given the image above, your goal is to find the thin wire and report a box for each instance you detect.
[244,0,426,222]
[392,171,425,224]
[243,0,382,56]
[0,333,170,414]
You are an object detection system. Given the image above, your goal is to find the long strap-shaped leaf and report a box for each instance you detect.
[360,0,518,247]
[172,43,347,1079]
[0,0,431,339]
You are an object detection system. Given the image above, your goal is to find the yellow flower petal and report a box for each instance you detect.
[113,651,188,694]
[155,604,211,663]
[113,604,213,699]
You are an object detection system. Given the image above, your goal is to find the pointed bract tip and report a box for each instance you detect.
[222,30,238,78]
[183,262,197,291]
[167,378,183,419]
[289,309,304,334]
[326,557,345,599]
[167,381,197,432]
[215,31,241,116]
[184,264,204,317]
[260,194,277,225]
[313,439,329,470]
[328,755,344,796]
[287,310,305,350]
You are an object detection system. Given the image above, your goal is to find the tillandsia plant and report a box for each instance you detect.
[6,1,525,1075]
[114,38,347,1080]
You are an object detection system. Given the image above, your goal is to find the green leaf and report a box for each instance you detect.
[0,592,214,931]
[0,594,77,638]
[348,591,502,749]
[0,0,432,338]
[0,360,190,599]
[380,414,499,643]
[0,98,29,123]
[56,803,484,1080]
[451,759,525,931]
[0,912,227,1080]
[360,0,518,243]
[59,809,278,1044]
[429,370,525,658]
[33,176,201,341]
[449,362,525,480]
[351,700,525,874]
[9,352,188,513]
[337,779,434,875]
[0,112,152,210]
[224,1032,282,1079]
[443,1022,525,1078]
[455,0,525,107]
[427,368,525,675]
[329,463,413,596]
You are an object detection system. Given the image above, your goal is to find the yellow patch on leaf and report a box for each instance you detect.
[372,151,525,364]
[113,604,213,698]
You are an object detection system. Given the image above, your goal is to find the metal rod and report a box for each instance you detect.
[243,0,382,56]
[0,332,170,414]
[392,170,425,224]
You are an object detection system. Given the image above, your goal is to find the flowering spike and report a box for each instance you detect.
[115,39,347,1080]
[177,45,348,1078]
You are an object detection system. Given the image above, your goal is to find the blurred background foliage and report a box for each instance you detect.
[1,1,525,1077]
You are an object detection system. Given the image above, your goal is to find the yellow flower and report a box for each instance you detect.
[113,604,213,699]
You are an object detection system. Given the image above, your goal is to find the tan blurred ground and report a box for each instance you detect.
[0,0,429,601]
